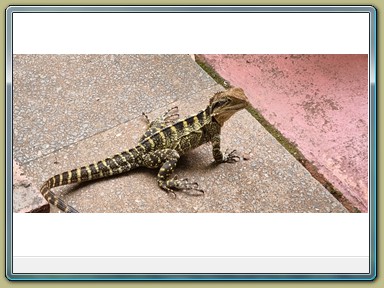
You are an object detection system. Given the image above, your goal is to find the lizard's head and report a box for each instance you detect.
[209,87,250,126]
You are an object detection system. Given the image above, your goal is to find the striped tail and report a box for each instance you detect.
[40,148,141,213]
[40,183,79,213]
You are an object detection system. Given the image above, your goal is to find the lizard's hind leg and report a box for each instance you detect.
[142,106,179,128]
[140,106,179,142]
[142,149,204,198]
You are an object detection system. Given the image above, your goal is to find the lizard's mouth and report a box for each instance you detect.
[222,101,250,114]
[213,102,249,126]
[229,102,249,111]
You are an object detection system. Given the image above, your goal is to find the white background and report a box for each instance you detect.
[13,12,369,54]
[12,11,371,273]
[14,214,369,257]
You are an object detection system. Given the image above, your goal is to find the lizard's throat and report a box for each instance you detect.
[212,113,232,126]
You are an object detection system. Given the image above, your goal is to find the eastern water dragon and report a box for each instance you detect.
[40,87,250,212]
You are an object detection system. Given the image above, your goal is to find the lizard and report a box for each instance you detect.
[40,87,250,213]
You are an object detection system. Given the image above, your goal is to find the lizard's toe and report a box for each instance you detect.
[224,149,240,163]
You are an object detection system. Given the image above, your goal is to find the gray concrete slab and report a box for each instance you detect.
[13,54,215,164]
[13,55,347,213]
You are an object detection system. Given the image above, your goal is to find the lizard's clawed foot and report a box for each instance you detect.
[175,177,204,194]
[158,175,204,198]
[142,111,151,124]
[223,149,240,163]
[162,106,179,125]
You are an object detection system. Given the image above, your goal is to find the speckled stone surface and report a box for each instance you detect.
[13,55,214,164]
[13,55,348,213]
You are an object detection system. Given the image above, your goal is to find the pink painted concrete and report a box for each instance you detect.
[202,55,368,212]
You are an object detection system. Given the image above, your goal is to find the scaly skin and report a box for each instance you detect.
[40,87,250,213]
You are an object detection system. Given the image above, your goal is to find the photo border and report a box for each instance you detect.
[5,5,377,281]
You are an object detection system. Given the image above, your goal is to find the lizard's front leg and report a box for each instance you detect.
[212,134,240,163]
[142,149,204,197]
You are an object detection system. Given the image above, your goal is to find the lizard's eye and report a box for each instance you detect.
[212,99,229,110]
